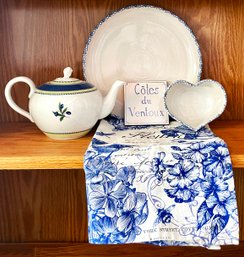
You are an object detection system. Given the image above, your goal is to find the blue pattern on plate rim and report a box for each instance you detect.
[84,117,239,248]
[82,5,202,82]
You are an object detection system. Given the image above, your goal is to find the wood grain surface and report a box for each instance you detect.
[0,122,94,170]
[0,0,243,255]
[0,169,87,242]
[0,0,244,122]
[234,170,244,242]
[0,242,243,257]
[0,120,243,170]
[0,168,243,243]
[0,246,34,257]
[35,242,244,257]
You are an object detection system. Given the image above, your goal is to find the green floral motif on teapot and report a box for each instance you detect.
[53,103,71,121]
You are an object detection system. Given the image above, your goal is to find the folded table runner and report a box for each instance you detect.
[84,116,239,249]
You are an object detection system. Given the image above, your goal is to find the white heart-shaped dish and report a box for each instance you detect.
[165,79,227,131]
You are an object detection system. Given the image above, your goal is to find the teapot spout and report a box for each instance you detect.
[99,80,125,119]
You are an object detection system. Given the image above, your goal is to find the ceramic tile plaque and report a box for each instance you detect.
[124,81,169,125]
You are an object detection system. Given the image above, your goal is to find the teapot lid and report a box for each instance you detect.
[36,67,96,94]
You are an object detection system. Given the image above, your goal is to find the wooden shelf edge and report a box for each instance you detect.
[0,122,91,170]
[0,121,243,170]
[231,156,244,169]
[0,157,83,170]
[210,120,244,169]
[0,242,243,256]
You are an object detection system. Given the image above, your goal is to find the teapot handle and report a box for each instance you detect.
[5,76,36,122]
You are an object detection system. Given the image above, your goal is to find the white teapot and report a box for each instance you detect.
[5,67,125,140]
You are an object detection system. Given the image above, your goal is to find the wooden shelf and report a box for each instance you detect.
[0,121,243,170]
[0,242,244,257]
[0,122,93,170]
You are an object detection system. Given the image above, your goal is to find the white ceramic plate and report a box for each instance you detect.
[164,80,227,131]
[83,5,202,117]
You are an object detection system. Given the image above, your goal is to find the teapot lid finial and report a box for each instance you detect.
[54,67,78,82]
[63,67,73,79]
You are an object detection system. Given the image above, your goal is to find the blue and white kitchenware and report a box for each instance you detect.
[5,67,125,139]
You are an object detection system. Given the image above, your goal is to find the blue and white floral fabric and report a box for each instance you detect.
[84,116,239,249]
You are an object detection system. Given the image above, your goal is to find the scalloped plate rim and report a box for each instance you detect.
[82,5,203,117]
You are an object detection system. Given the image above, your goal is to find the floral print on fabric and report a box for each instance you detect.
[85,153,148,244]
[151,140,237,243]
[84,116,239,248]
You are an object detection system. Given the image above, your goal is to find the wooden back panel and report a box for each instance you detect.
[0,0,244,245]
[0,0,243,122]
